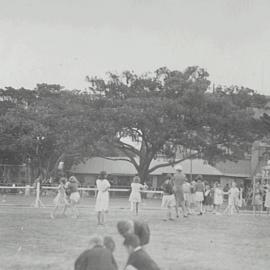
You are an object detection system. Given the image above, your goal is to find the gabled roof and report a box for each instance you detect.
[71,157,223,176]
[215,159,251,178]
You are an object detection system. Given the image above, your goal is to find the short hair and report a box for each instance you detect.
[89,235,103,248]
[99,171,107,179]
[103,236,116,252]
[117,220,133,236]
[133,176,140,183]
[123,234,140,248]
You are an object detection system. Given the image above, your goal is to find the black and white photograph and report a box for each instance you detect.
[0,1,270,269]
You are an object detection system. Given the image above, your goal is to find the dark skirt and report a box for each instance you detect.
[204,194,213,205]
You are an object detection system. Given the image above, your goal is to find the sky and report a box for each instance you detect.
[0,0,269,94]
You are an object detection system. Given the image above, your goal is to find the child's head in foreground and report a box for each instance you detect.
[117,220,134,237]
[123,234,140,255]
[103,236,116,253]
[89,235,103,249]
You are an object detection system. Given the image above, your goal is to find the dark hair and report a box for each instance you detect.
[123,234,140,248]
[99,171,107,179]
[117,220,132,236]
[104,236,116,252]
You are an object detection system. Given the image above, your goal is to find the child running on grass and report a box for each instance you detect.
[129,176,144,215]
[50,177,68,219]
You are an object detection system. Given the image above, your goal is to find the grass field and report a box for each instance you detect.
[0,197,270,270]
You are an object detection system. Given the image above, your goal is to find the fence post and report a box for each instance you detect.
[34,182,40,208]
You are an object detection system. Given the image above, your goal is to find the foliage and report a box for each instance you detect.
[86,67,267,182]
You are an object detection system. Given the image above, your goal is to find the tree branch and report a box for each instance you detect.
[148,152,199,174]
[113,140,141,156]
[97,153,140,172]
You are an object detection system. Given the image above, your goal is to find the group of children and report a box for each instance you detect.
[160,172,246,220]
[75,219,159,270]
[51,169,270,226]
[50,175,81,219]
[51,171,112,225]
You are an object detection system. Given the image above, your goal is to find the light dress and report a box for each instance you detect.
[129,183,144,203]
[95,179,111,212]
[53,184,68,206]
[214,188,223,205]
[264,185,270,208]
[228,187,239,206]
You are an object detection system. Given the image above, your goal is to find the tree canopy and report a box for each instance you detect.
[86,67,267,182]
[0,67,268,183]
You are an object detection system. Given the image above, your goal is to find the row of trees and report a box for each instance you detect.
[0,66,269,182]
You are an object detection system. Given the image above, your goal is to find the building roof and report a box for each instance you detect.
[215,159,251,178]
[71,157,223,176]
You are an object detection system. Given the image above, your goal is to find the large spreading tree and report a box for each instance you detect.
[86,67,267,182]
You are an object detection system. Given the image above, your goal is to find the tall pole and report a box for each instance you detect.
[190,158,193,182]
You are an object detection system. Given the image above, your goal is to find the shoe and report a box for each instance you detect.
[169,218,175,221]
[183,215,188,218]
[162,219,168,222]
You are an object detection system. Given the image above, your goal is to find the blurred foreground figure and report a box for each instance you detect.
[117,220,150,247]
[123,234,160,270]
[75,235,117,270]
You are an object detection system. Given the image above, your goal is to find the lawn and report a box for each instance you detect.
[0,198,269,270]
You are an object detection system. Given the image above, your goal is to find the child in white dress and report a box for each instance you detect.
[95,171,111,225]
[213,183,223,215]
[264,184,270,215]
[129,176,144,215]
[224,182,239,215]
[50,178,68,219]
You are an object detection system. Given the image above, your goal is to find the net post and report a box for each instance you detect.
[34,182,40,208]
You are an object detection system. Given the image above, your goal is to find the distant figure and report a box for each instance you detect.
[194,175,205,215]
[173,165,187,218]
[213,183,224,214]
[224,182,239,215]
[95,171,111,225]
[129,176,144,215]
[183,179,192,214]
[253,181,263,215]
[123,234,160,270]
[204,184,214,212]
[75,235,117,270]
[190,180,197,211]
[223,184,229,202]
[161,175,176,221]
[117,220,150,247]
[63,175,80,218]
[264,183,270,215]
[50,177,68,219]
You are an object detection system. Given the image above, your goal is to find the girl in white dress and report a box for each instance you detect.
[224,182,239,215]
[264,184,270,215]
[95,171,111,225]
[129,176,144,215]
[213,183,223,215]
[50,178,68,219]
